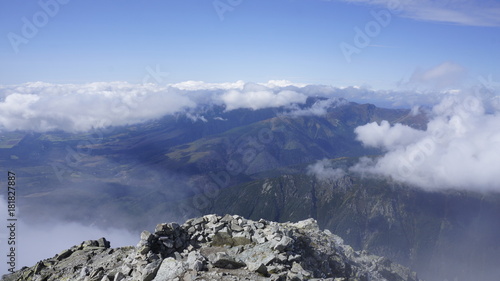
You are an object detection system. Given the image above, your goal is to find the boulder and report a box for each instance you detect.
[209,252,246,269]
[152,258,186,281]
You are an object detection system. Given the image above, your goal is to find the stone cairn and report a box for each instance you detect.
[132,214,419,281]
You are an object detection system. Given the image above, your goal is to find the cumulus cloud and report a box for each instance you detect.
[351,94,500,192]
[354,120,427,150]
[219,87,308,111]
[0,82,196,132]
[307,159,346,181]
[338,0,500,27]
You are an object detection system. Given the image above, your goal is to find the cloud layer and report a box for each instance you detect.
[220,89,307,111]
[284,98,349,117]
[307,158,346,181]
[1,78,498,133]
[1,80,456,133]
[351,94,500,192]
[1,81,309,132]
[0,82,195,132]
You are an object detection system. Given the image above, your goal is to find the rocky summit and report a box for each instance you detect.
[3,215,420,281]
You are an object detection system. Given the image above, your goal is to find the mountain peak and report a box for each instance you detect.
[3,214,420,281]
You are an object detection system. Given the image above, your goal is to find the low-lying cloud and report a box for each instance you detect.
[307,158,346,181]
[0,81,313,132]
[285,97,349,117]
[0,80,491,133]
[351,94,500,192]
[220,89,307,111]
[0,82,195,132]
[0,196,138,275]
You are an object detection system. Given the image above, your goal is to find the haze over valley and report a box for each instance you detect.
[1,1,500,280]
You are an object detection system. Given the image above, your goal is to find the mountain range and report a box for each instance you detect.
[1,97,499,281]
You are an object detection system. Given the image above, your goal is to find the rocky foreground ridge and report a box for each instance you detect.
[3,215,420,281]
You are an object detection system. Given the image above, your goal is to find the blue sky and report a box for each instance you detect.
[1,0,499,89]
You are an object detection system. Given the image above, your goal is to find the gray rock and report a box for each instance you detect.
[152,257,186,281]
[252,232,267,244]
[210,252,246,269]
[140,259,161,281]
[56,249,73,261]
[232,231,252,246]
[100,275,112,281]
[155,222,179,236]
[80,267,90,278]
[161,238,174,248]
[290,262,311,278]
[187,251,206,271]
[89,267,105,281]
[98,237,111,248]
[140,231,154,243]
[174,237,184,249]
[292,218,318,230]
[113,272,126,281]
[191,216,205,226]
[230,223,244,232]
[237,243,277,268]
[248,262,268,275]
[220,214,236,223]
[273,236,293,252]
[212,226,233,246]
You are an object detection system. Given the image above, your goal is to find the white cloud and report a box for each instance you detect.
[354,120,427,150]
[0,81,315,132]
[351,94,500,192]
[0,82,196,132]
[185,112,208,123]
[338,0,500,26]
[0,80,486,132]
[307,159,346,181]
[285,98,348,117]
[220,88,308,111]
[169,80,246,91]
[259,80,308,88]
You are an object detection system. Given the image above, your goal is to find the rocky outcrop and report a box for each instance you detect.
[2,215,420,281]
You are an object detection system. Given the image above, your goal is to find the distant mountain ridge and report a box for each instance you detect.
[1,99,498,280]
[1,99,422,219]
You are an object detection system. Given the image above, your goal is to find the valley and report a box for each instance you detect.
[1,98,498,281]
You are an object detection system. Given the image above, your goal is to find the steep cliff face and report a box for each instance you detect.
[209,173,500,281]
[2,215,419,281]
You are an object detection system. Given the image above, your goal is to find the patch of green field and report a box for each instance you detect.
[0,132,25,148]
